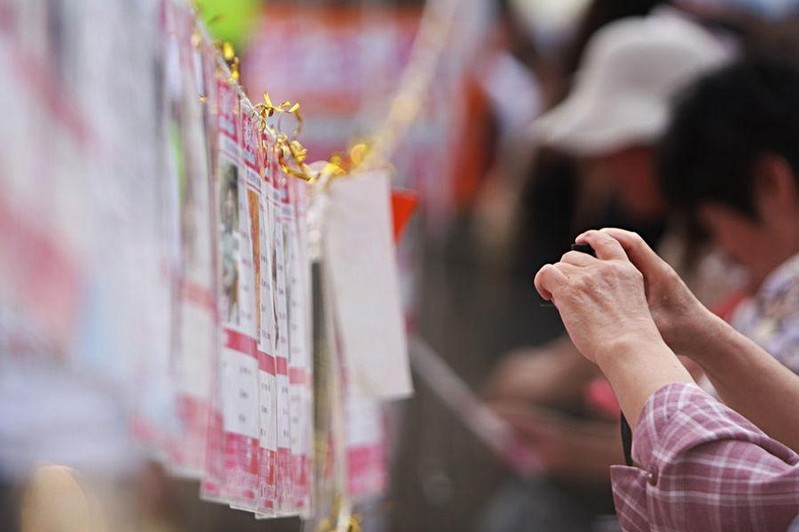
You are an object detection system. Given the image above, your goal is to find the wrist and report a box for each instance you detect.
[592,330,693,428]
[593,324,666,369]
[689,312,750,374]
[681,309,729,364]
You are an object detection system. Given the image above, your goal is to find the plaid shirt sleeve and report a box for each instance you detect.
[610,383,799,531]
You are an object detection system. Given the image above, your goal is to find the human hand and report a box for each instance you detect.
[534,230,663,365]
[582,228,722,361]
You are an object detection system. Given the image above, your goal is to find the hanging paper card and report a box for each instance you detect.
[242,101,275,513]
[202,77,259,506]
[271,150,294,513]
[345,396,388,499]
[171,4,218,478]
[128,0,181,460]
[256,130,278,515]
[219,99,262,510]
[198,41,225,502]
[288,177,313,515]
[325,171,413,400]
[203,74,240,503]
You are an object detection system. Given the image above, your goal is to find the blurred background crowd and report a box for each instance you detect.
[4,0,799,530]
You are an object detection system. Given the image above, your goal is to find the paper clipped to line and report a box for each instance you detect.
[325,171,413,400]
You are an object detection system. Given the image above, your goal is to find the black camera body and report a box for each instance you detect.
[570,242,596,256]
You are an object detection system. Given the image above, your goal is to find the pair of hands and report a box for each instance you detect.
[486,229,714,482]
[535,228,714,367]
[486,229,712,477]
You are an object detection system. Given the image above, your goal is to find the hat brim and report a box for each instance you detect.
[532,90,668,157]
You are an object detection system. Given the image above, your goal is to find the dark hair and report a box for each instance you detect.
[562,0,668,75]
[658,59,799,221]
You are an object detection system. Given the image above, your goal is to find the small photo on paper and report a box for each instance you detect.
[220,161,240,326]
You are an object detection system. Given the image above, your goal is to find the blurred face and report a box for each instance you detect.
[698,203,772,289]
[599,146,665,221]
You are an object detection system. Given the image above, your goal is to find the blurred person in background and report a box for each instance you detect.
[658,58,799,378]
[480,13,733,532]
[473,0,670,273]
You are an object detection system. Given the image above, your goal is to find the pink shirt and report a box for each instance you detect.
[610,383,799,531]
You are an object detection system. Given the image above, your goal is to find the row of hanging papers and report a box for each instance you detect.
[0,0,414,524]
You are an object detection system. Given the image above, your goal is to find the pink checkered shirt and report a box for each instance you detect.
[610,383,799,531]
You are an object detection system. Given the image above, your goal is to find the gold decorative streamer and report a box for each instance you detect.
[254,91,304,137]
[252,92,318,182]
[214,40,240,82]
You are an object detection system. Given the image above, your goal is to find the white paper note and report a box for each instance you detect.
[325,171,413,400]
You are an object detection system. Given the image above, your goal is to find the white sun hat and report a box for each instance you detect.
[533,13,730,156]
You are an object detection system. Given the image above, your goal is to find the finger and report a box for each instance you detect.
[560,250,596,267]
[534,263,567,301]
[598,228,664,276]
[547,262,581,295]
[576,229,627,261]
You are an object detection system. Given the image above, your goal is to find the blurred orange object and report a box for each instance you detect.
[391,190,419,244]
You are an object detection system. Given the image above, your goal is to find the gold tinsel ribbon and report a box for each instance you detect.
[195,9,354,183]
[253,92,317,182]
[213,40,240,82]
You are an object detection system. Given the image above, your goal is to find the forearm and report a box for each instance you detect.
[593,333,693,429]
[692,313,799,452]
